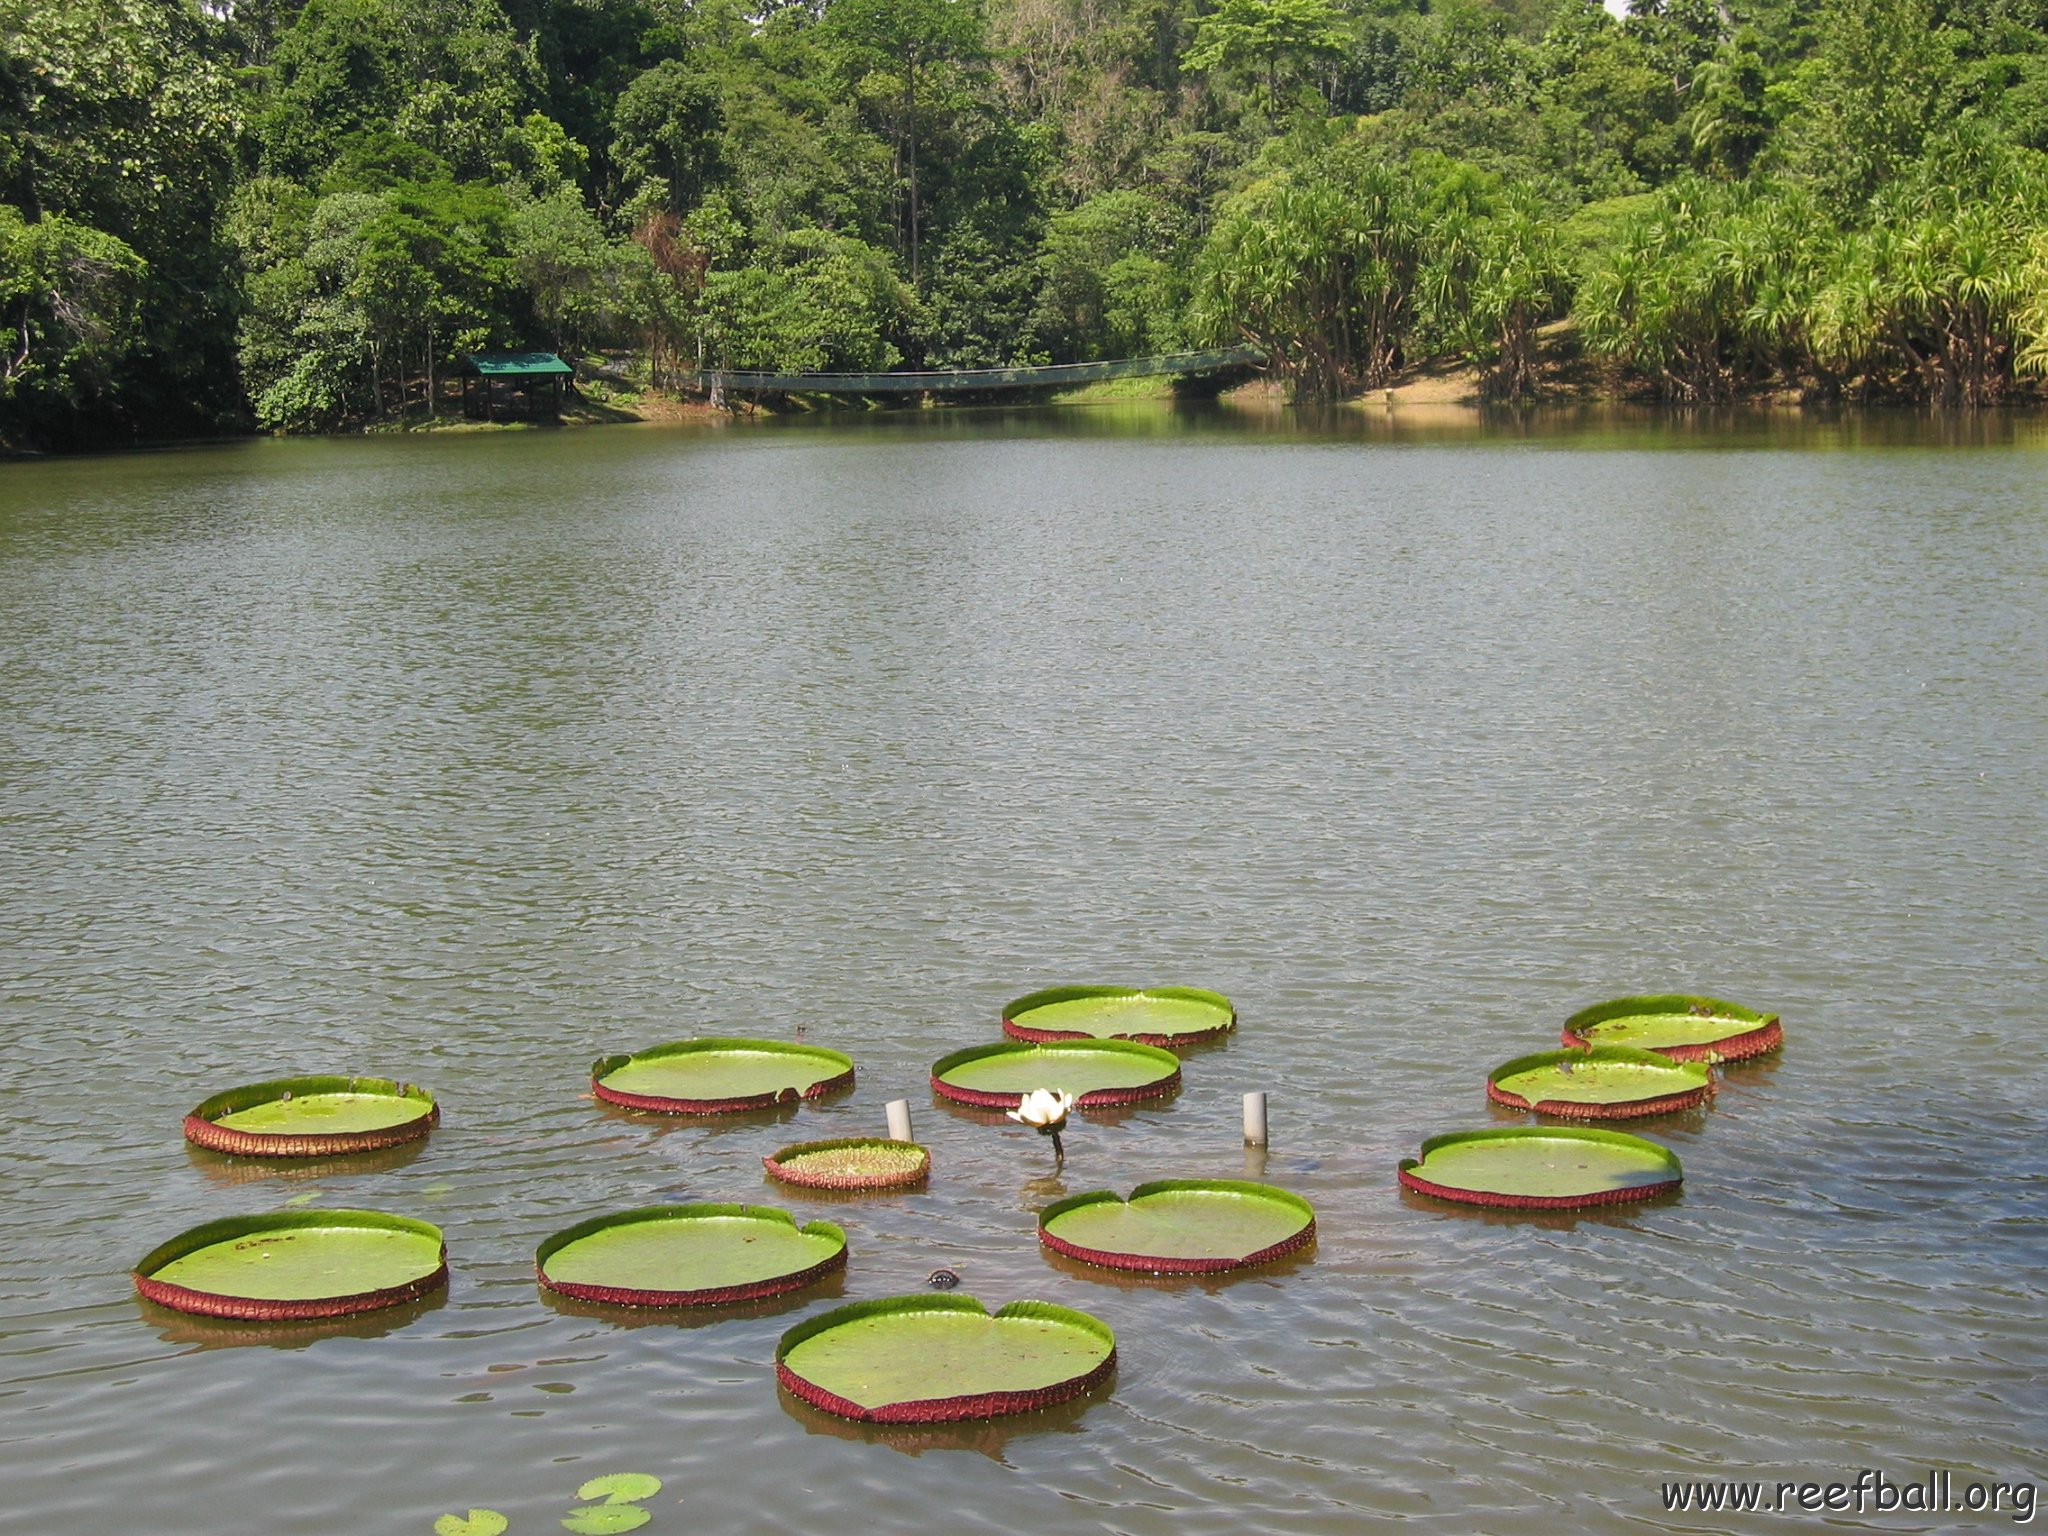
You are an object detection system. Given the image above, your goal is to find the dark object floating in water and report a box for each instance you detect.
[183,1075,438,1158]
[929,1039,1181,1109]
[1397,1127,1683,1210]
[1038,1179,1315,1275]
[536,1203,847,1307]
[1486,1046,1713,1119]
[134,1209,448,1320]
[1001,985,1236,1048]
[927,1268,960,1289]
[1561,994,1782,1063]
[763,1137,930,1192]
[776,1295,1116,1423]
[591,1038,855,1115]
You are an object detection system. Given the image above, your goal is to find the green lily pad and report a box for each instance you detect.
[434,1511,508,1536]
[134,1209,447,1318]
[575,1474,662,1504]
[1002,985,1236,1046]
[537,1204,846,1306]
[776,1294,1116,1423]
[1562,993,1782,1062]
[591,1038,855,1113]
[929,1039,1181,1108]
[1039,1180,1315,1273]
[185,1075,438,1157]
[1487,1046,1712,1118]
[1398,1127,1682,1210]
[562,1506,650,1535]
[763,1137,930,1191]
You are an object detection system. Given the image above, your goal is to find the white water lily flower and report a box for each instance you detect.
[1006,1088,1076,1132]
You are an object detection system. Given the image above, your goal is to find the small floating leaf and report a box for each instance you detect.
[282,1190,321,1207]
[576,1474,662,1504]
[561,1505,650,1534]
[434,1511,508,1536]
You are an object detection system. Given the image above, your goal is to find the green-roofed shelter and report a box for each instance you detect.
[460,352,575,421]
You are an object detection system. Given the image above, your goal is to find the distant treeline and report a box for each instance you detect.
[7,0,2048,445]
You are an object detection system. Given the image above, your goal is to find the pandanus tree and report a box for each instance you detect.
[1575,192,1744,402]
[1809,181,2036,406]
[1844,214,2024,405]
[1191,150,1421,400]
[2017,235,2048,383]
[1575,180,1834,402]
[1419,186,1571,401]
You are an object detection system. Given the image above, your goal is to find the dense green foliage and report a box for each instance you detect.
[6,0,2048,441]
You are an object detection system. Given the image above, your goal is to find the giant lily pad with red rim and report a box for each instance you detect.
[775,1295,1116,1423]
[133,1209,448,1320]
[763,1137,930,1191]
[1398,1127,1682,1210]
[1001,986,1236,1048]
[1561,994,1781,1063]
[183,1075,438,1158]
[1486,1046,1713,1119]
[930,1039,1181,1109]
[535,1203,846,1307]
[591,1038,855,1114]
[1038,1179,1315,1274]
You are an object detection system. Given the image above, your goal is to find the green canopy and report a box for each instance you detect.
[460,351,574,378]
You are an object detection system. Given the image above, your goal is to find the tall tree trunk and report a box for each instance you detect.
[905,45,922,287]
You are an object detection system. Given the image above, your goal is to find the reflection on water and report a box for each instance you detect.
[1035,1242,1318,1294]
[778,1377,1110,1461]
[1393,1184,1686,1231]
[750,395,2048,451]
[2,406,2043,1536]
[536,1274,845,1331]
[185,1137,430,1188]
[591,1096,809,1135]
[1478,1100,1713,1134]
[138,1290,449,1351]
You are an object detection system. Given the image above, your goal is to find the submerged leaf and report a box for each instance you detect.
[561,1505,650,1534]
[575,1474,663,1504]
[433,1511,508,1536]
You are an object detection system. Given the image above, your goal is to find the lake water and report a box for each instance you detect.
[2,405,2043,1534]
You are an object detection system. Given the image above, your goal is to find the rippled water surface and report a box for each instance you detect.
[3,406,2044,1534]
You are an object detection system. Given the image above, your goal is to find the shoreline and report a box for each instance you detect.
[11,374,2048,460]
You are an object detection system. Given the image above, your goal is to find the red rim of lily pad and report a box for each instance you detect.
[1561,993,1782,1063]
[929,1039,1182,1109]
[182,1075,439,1158]
[1485,1046,1714,1119]
[590,1038,856,1114]
[762,1137,931,1191]
[536,1203,847,1307]
[775,1295,1117,1424]
[1037,1180,1316,1274]
[133,1209,449,1320]
[1397,1127,1683,1210]
[1000,985,1238,1048]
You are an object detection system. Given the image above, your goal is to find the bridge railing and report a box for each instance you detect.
[678,346,1266,396]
